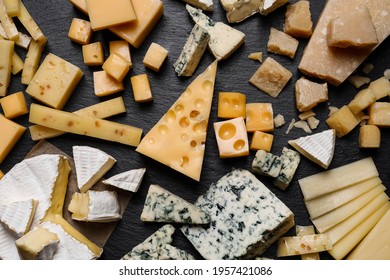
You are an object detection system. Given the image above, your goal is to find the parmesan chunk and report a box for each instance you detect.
[367,102,390,127]
[267,27,299,59]
[248,52,263,62]
[293,120,312,134]
[284,0,313,38]
[273,114,285,128]
[359,125,381,148]
[295,77,328,112]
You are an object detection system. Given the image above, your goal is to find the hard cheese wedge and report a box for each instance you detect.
[140,184,210,224]
[102,168,146,193]
[136,61,217,181]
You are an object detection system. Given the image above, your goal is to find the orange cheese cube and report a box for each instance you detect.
[93,71,124,97]
[68,18,92,45]
[0,114,26,164]
[109,40,132,65]
[131,74,153,103]
[82,42,104,66]
[250,131,274,152]
[143,43,168,72]
[0,91,28,119]
[102,53,130,82]
[246,103,274,132]
[217,92,246,119]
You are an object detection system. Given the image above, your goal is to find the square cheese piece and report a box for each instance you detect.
[0,91,28,119]
[0,114,26,164]
[326,105,359,137]
[143,42,168,72]
[368,102,390,127]
[267,27,299,59]
[295,77,328,112]
[250,131,274,152]
[368,77,390,100]
[102,53,130,82]
[85,0,137,31]
[217,92,246,119]
[109,40,132,65]
[131,74,153,103]
[26,53,84,109]
[284,0,313,38]
[82,42,104,66]
[68,18,92,45]
[213,117,249,158]
[246,103,274,132]
[181,168,294,259]
[359,125,380,148]
[249,57,292,98]
[93,71,124,97]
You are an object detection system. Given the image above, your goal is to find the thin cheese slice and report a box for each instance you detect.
[136,61,217,181]
[276,233,332,257]
[296,225,320,260]
[102,168,146,193]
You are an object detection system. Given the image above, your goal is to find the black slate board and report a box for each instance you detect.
[1,0,389,260]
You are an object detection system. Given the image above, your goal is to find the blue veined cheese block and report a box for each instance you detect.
[274,147,301,190]
[252,149,282,178]
[181,169,294,259]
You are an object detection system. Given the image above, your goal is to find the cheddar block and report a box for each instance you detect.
[26,53,83,109]
[130,74,153,103]
[143,42,168,72]
[0,0,18,41]
[0,39,13,96]
[368,77,390,100]
[29,97,126,141]
[326,105,359,137]
[284,0,313,38]
[295,77,328,112]
[296,225,320,260]
[29,104,143,147]
[68,18,92,45]
[21,40,46,85]
[69,0,88,14]
[246,103,274,132]
[0,91,28,119]
[4,0,20,17]
[276,234,332,257]
[217,92,246,119]
[249,57,292,98]
[359,125,381,148]
[82,42,104,66]
[93,71,124,97]
[214,117,249,158]
[136,61,217,181]
[109,0,164,48]
[267,28,299,59]
[367,102,390,127]
[0,114,26,164]
[18,2,47,45]
[348,88,376,114]
[102,53,130,82]
[327,7,378,48]
[298,0,390,86]
[250,131,273,152]
[109,40,132,65]
[11,51,24,75]
[85,0,136,31]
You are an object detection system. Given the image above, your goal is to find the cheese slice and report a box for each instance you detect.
[102,168,146,193]
[296,225,320,260]
[140,184,210,224]
[276,233,332,257]
[288,129,336,169]
[136,61,217,181]
[73,146,116,193]
[0,199,37,237]
[220,0,262,23]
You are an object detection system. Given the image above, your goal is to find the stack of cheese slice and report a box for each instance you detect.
[299,157,389,259]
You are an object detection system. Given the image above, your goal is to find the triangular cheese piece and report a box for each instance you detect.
[73,146,116,192]
[102,168,146,192]
[288,129,336,169]
[157,243,195,260]
[136,61,217,181]
[140,184,210,224]
[0,199,38,237]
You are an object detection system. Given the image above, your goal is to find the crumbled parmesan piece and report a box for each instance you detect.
[294,120,312,133]
[298,110,315,121]
[274,114,285,128]
[284,0,313,38]
[295,77,328,112]
[285,118,296,134]
[362,63,374,75]
[267,27,299,59]
[328,106,339,117]
[348,76,371,89]
[307,116,320,130]
[248,52,263,62]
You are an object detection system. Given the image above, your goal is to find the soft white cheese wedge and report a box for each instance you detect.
[73,146,116,193]
[220,0,263,23]
[102,168,146,192]
[288,129,336,169]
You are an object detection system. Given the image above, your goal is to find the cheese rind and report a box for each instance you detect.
[260,0,289,15]
[102,168,146,193]
[219,0,262,23]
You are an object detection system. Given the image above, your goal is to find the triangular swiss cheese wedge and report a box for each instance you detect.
[136,61,218,181]
[102,168,146,192]
[288,129,336,169]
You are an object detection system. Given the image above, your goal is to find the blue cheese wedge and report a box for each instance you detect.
[288,129,336,169]
[252,150,282,178]
[158,243,196,260]
[180,0,213,11]
[273,147,301,190]
[140,184,210,224]
[122,224,175,260]
[181,169,294,259]
[102,168,146,192]
[174,23,210,77]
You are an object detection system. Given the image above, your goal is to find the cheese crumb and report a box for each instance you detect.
[348,76,371,89]
[285,118,296,134]
[294,120,312,133]
[362,63,374,75]
[274,114,285,128]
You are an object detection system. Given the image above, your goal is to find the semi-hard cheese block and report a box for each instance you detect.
[157,243,195,260]
[73,146,116,193]
[102,168,146,193]
[284,0,313,38]
[82,42,104,66]
[0,91,28,119]
[368,102,390,127]
[143,42,168,72]
[0,0,18,41]
[11,51,24,75]
[122,224,175,260]
[250,131,274,152]
[252,150,282,178]
[274,147,301,190]
[298,0,390,86]
[326,105,359,137]
[219,0,262,23]
[246,103,274,132]
[296,225,320,260]
[0,114,26,164]
[359,125,381,148]
[68,18,92,45]
[93,70,124,97]
[218,92,246,119]
[140,184,210,224]
[130,74,153,103]
[136,61,217,181]
[0,40,13,97]
[295,77,328,112]
[181,169,294,259]
[267,27,299,59]
[368,77,390,100]
[26,53,84,109]
[109,40,132,65]
[276,233,332,257]
[348,88,376,115]
[102,53,130,82]
[3,0,20,17]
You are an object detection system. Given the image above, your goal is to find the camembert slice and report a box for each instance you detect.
[102,168,146,193]
[136,61,217,181]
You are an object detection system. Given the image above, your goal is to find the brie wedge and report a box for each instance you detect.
[102,168,146,192]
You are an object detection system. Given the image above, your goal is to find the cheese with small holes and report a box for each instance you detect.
[122,224,175,260]
[103,168,146,193]
[368,102,390,127]
[136,61,217,181]
[276,233,332,257]
[284,0,313,38]
[181,169,294,259]
[143,42,168,72]
[218,92,246,119]
[68,18,92,45]
[296,225,320,260]
[82,42,104,66]
[93,70,124,97]
[252,150,282,178]
[219,0,262,23]
[295,77,328,112]
[250,131,274,152]
[274,147,301,190]
[260,0,289,15]
[214,117,249,158]
[73,146,116,193]
[0,40,13,97]
[267,27,299,59]
[131,74,153,102]
[158,243,195,260]
[0,114,26,164]
[109,40,132,65]
[0,91,28,119]
[359,125,381,148]
[326,105,359,137]
[246,103,274,132]
[102,53,130,82]
[140,184,210,224]
[68,190,121,222]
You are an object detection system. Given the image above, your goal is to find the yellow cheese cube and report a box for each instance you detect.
[69,0,88,14]
[93,71,124,97]
[214,117,249,158]
[368,102,390,128]
[359,125,380,148]
[109,40,132,65]
[4,0,20,17]
[0,91,28,119]
[0,170,4,179]
[26,53,83,109]
[250,131,274,152]
[348,88,376,115]
[284,0,313,38]
[82,42,104,66]
[109,0,164,48]
[295,77,328,112]
[130,74,153,103]
[217,92,246,119]
[143,42,168,72]
[85,0,137,31]
[0,40,14,97]
[102,53,130,82]
[0,114,26,164]
[368,77,390,100]
[267,27,299,59]
[326,105,359,137]
[246,103,274,132]
[68,18,92,45]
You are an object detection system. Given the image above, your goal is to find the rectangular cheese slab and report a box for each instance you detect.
[181,169,294,259]
[298,0,390,86]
